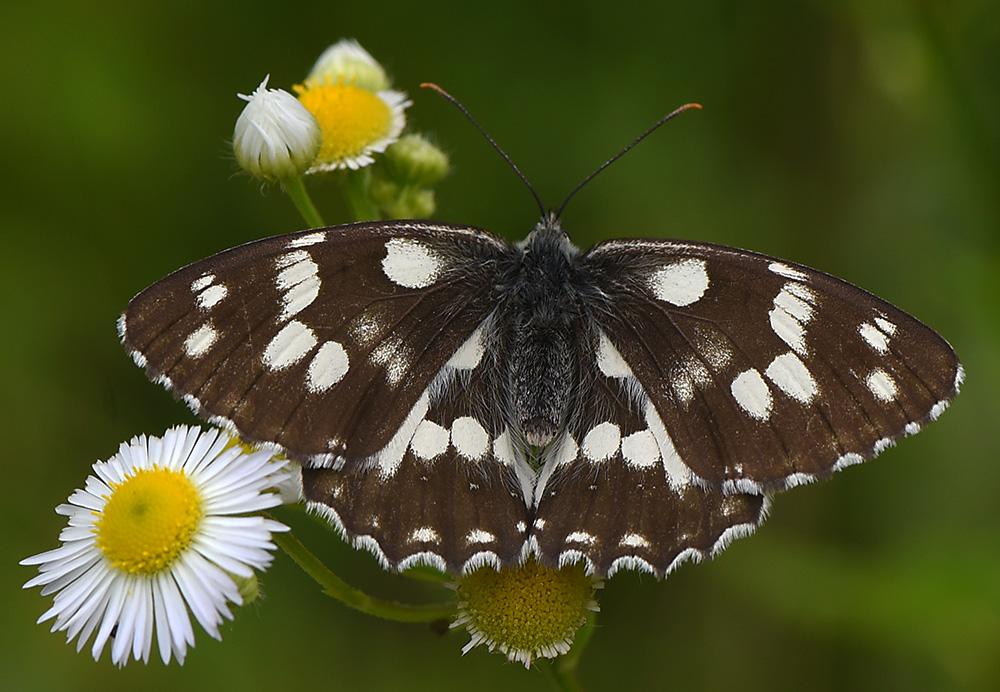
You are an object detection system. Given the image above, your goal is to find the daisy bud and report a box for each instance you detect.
[383,134,449,187]
[308,38,390,92]
[234,76,322,182]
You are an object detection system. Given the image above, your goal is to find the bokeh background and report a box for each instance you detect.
[2,1,997,690]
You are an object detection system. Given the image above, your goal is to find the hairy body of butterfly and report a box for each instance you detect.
[120,213,962,577]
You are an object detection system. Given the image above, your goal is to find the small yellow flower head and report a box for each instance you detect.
[295,40,409,173]
[308,38,389,92]
[233,76,322,182]
[383,134,449,187]
[454,557,600,667]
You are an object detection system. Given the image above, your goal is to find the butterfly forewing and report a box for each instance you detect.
[581,238,963,492]
[121,221,513,467]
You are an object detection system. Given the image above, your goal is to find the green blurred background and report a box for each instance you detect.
[2,1,997,690]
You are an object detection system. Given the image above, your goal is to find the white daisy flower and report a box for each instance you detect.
[21,426,290,666]
[294,40,409,172]
[234,75,322,182]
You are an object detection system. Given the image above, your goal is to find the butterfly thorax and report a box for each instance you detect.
[502,216,586,449]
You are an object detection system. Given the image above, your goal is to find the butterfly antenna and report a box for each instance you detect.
[421,83,546,217]
[554,102,702,219]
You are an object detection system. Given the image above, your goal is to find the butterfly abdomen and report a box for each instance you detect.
[500,217,589,447]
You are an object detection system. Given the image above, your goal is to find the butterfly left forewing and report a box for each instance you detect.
[579,238,963,492]
[120,221,513,467]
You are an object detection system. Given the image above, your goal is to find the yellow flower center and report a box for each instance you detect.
[457,557,595,661]
[295,79,392,164]
[95,468,202,575]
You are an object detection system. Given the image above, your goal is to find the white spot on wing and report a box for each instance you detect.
[280,275,321,320]
[451,416,489,460]
[581,422,621,462]
[693,324,733,370]
[671,356,713,404]
[196,283,228,309]
[349,309,387,347]
[565,531,597,545]
[276,252,321,320]
[554,433,578,467]
[277,253,318,290]
[374,392,429,478]
[597,330,634,378]
[866,368,898,401]
[768,262,808,281]
[859,322,890,353]
[731,368,773,420]
[370,335,410,387]
[307,340,349,391]
[410,419,449,460]
[769,283,813,354]
[466,529,495,544]
[619,533,650,549]
[649,258,710,306]
[184,322,218,358]
[275,249,310,269]
[447,326,485,370]
[765,352,818,403]
[191,274,215,292]
[264,320,317,370]
[774,284,815,322]
[875,316,897,335]
[770,306,806,353]
[408,527,441,544]
[621,429,660,468]
[493,428,515,466]
[288,231,326,248]
[382,238,444,288]
[644,400,691,488]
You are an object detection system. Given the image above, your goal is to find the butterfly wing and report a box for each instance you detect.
[120,221,514,469]
[301,330,537,573]
[578,238,963,493]
[530,344,769,576]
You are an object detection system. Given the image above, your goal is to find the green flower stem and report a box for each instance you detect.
[282,176,325,228]
[272,530,456,623]
[539,658,584,692]
[343,168,380,222]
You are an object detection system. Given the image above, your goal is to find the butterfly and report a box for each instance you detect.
[119,201,962,578]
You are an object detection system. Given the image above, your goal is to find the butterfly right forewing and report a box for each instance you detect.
[579,238,962,493]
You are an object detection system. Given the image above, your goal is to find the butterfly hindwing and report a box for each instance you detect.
[530,343,769,576]
[302,323,534,573]
[121,221,514,468]
[580,238,963,492]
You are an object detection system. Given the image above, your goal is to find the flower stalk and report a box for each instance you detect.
[271,529,456,623]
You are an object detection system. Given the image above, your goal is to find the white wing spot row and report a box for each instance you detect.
[190,273,228,310]
[730,352,819,420]
[275,251,321,321]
